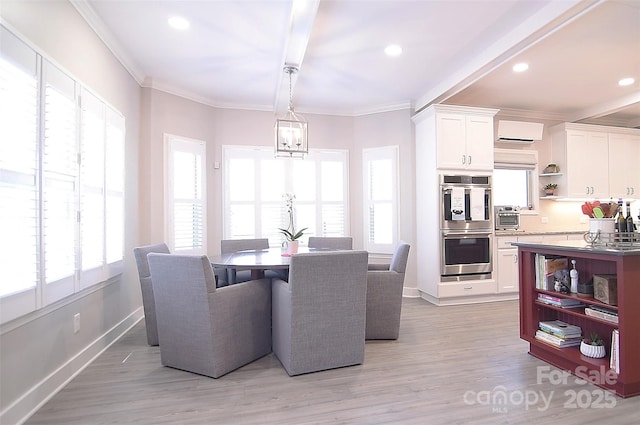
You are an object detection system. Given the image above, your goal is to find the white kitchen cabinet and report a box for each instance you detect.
[551,123,640,200]
[551,126,609,198]
[412,104,498,306]
[608,132,640,198]
[435,107,496,171]
[496,236,518,293]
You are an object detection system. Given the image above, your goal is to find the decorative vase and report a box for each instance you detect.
[544,189,555,196]
[285,240,299,255]
[580,341,606,358]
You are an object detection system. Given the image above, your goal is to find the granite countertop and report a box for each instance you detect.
[512,239,640,256]
[495,229,586,236]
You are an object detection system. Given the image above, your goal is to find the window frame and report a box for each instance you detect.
[362,145,400,254]
[222,146,349,246]
[0,25,125,324]
[493,147,539,213]
[164,134,207,254]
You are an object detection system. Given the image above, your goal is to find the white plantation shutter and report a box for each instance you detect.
[166,135,206,254]
[0,25,126,323]
[363,146,399,254]
[227,157,256,239]
[0,33,39,303]
[318,159,345,236]
[105,110,124,264]
[80,90,105,274]
[42,61,77,302]
[223,147,348,245]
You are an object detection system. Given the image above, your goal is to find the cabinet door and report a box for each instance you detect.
[608,133,640,198]
[565,130,609,198]
[436,113,466,169]
[497,248,519,293]
[465,115,494,171]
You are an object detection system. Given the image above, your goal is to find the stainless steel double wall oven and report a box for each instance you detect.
[440,175,493,281]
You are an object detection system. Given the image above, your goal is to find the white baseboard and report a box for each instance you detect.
[2,308,144,425]
[419,291,518,306]
[402,287,421,298]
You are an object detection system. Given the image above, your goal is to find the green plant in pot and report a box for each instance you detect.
[279,193,307,254]
[544,183,557,196]
[580,332,605,358]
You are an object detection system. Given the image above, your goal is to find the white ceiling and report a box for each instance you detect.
[75,0,640,127]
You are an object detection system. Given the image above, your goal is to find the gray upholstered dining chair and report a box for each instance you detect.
[365,242,410,340]
[147,253,272,378]
[272,250,368,376]
[307,236,353,250]
[133,243,171,346]
[219,238,276,285]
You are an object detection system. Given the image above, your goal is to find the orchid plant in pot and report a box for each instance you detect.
[279,193,307,255]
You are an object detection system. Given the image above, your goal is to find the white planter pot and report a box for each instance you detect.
[285,240,299,255]
[580,341,606,358]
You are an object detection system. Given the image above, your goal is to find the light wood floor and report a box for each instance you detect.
[27,298,640,424]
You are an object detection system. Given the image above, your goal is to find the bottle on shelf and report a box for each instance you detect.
[616,199,626,242]
[626,201,635,240]
[570,259,578,293]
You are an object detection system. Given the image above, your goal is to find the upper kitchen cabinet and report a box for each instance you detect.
[608,132,640,198]
[550,123,640,199]
[551,124,609,198]
[415,104,499,172]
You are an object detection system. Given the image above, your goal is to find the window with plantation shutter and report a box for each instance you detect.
[165,135,207,254]
[223,146,348,246]
[42,61,77,303]
[80,90,105,277]
[0,32,38,308]
[363,146,399,254]
[105,110,125,265]
[0,24,126,324]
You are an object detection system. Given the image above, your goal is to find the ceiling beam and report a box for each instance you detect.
[273,0,320,115]
[568,92,640,123]
[414,0,603,114]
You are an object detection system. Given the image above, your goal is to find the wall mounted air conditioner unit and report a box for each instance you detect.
[496,120,544,143]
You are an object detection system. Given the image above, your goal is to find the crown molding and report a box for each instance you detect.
[70,0,145,85]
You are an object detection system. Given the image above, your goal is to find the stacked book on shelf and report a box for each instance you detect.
[534,254,568,290]
[585,305,619,324]
[536,293,586,309]
[535,320,582,348]
[610,329,620,373]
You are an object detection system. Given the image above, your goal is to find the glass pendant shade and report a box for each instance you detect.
[275,109,308,158]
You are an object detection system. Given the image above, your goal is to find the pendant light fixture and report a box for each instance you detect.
[275,65,308,158]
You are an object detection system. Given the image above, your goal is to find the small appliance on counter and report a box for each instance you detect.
[495,205,520,230]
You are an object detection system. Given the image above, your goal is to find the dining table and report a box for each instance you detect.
[209,246,330,283]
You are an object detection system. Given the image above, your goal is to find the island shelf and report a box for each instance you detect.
[515,240,640,398]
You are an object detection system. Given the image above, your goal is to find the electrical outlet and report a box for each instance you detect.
[541,216,549,224]
[73,313,80,334]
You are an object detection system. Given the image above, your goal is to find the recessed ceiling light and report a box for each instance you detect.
[384,44,402,57]
[168,16,190,30]
[512,63,529,73]
[618,77,635,86]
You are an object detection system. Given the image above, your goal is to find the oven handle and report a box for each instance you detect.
[442,232,493,238]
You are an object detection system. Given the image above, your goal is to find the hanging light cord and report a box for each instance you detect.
[288,68,293,112]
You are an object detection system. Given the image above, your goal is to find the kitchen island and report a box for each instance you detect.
[514,240,640,398]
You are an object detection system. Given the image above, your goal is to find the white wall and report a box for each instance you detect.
[353,109,417,294]
[0,2,142,424]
